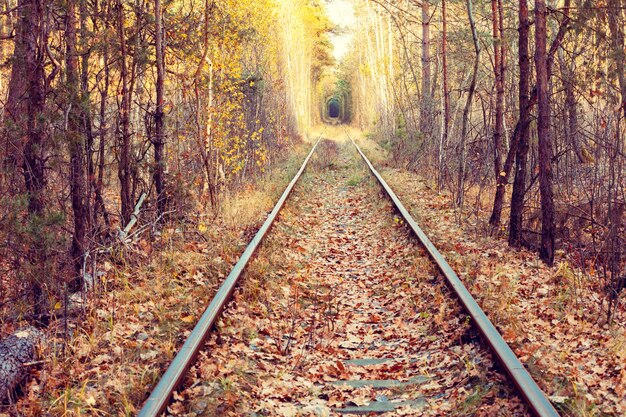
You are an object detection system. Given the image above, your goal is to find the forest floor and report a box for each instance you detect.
[170,136,528,416]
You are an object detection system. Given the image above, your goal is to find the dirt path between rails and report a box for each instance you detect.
[169,139,530,416]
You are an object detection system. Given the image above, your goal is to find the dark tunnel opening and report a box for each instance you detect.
[328,99,340,118]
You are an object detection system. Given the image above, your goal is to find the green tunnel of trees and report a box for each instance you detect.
[328,99,340,118]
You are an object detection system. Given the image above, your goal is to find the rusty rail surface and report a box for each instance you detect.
[138,134,323,417]
[347,132,559,417]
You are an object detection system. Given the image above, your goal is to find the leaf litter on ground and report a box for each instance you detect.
[173,140,529,416]
[379,165,626,416]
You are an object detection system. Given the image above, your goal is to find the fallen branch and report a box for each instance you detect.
[118,192,147,240]
[22,359,49,367]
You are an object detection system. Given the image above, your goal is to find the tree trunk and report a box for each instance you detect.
[562,57,583,163]
[194,0,217,209]
[154,0,166,218]
[17,0,48,318]
[457,0,480,208]
[94,12,111,232]
[607,0,626,120]
[438,0,449,190]
[117,0,132,225]
[66,0,87,291]
[419,0,431,139]
[606,0,625,319]
[4,0,29,180]
[509,0,531,247]
[488,0,505,227]
[535,0,556,265]
[80,0,96,230]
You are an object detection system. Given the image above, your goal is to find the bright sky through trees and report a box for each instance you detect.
[325,0,356,60]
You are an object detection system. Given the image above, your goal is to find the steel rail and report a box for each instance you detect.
[138,133,324,417]
[348,133,560,417]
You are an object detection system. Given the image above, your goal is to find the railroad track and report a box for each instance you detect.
[138,130,559,417]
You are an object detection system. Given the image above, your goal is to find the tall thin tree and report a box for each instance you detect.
[535,0,556,264]
[439,0,449,190]
[117,0,132,225]
[13,0,49,317]
[66,0,88,290]
[154,0,166,217]
[419,0,431,139]
[509,0,531,247]
[488,0,506,228]
[457,0,480,208]
[606,0,625,317]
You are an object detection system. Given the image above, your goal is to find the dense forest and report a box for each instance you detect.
[0,0,624,414]
[0,0,333,322]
